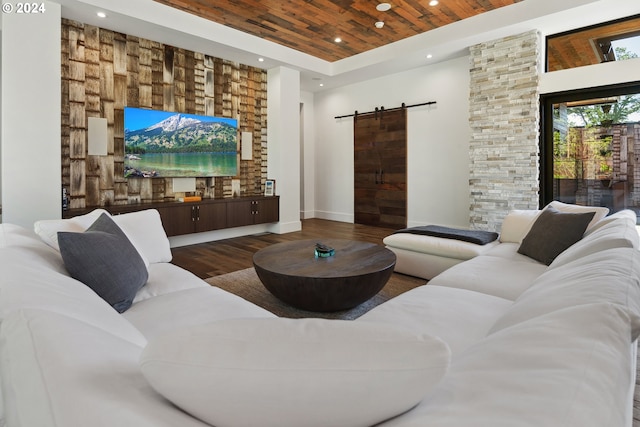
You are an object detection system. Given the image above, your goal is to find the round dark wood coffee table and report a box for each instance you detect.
[252,239,396,312]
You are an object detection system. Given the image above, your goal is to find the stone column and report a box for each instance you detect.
[468,30,541,231]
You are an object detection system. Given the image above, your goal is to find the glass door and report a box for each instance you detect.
[540,83,640,221]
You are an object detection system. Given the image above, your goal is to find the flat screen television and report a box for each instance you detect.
[124,107,238,178]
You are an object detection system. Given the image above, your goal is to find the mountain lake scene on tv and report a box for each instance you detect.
[124,109,238,178]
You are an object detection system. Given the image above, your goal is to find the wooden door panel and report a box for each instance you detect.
[354,188,379,200]
[379,216,404,228]
[354,173,377,188]
[376,190,407,204]
[254,198,280,224]
[226,200,254,228]
[355,203,380,215]
[379,203,407,217]
[354,212,379,225]
[196,203,227,232]
[379,176,405,190]
[354,109,407,229]
[155,205,195,236]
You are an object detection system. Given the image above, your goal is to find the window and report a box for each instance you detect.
[540,83,640,221]
[546,15,640,72]
[599,32,640,62]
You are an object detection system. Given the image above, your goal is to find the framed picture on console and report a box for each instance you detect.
[265,179,276,196]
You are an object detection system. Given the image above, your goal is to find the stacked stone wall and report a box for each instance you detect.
[468,30,541,230]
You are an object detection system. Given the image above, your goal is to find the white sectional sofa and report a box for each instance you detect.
[0,203,639,427]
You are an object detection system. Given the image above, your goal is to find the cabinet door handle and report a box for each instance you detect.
[196,205,200,221]
[191,206,196,221]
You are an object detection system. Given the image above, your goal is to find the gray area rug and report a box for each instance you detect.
[205,267,640,423]
[204,267,424,320]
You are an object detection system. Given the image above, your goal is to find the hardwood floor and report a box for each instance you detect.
[171,218,401,279]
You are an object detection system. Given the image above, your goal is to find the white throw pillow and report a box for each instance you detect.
[111,209,172,263]
[33,208,172,266]
[499,202,609,244]
[34,208,109,250]
[499,210,540,243]
[140,318,451,427]
[547,200,609,230]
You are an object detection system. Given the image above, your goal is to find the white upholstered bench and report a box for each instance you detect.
[383,225,501,280]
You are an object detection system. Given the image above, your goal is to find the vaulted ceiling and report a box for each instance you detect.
[152,0,524,62]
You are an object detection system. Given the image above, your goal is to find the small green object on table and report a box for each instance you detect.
[315,242,335,258]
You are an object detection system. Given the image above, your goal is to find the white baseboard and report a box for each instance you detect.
[300,209,315,219]
[268,220,302,234]
[168,214,357,247]
[313,210,354,223]
[169,224,272,248]
[168,220,305,247]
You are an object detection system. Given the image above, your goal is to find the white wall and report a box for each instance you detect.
[1,1,61,228]
[267,66,302,234]
[313,56,471,228]
[300,90,315,219]
[539,57,640,95]
[0,31,2,223]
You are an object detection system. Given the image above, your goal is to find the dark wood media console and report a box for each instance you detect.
[63,196,279,237]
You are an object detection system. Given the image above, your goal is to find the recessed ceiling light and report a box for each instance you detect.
[258,57,265,62]
[376,3,391,12]
[375,21,385,29]
[319,83,324,87]
[429,0,439,6]
[427,54,433,59]
[334,37,342,43]
[96,11,107,18]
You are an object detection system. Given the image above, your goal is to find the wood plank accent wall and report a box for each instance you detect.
[61,19,268,210]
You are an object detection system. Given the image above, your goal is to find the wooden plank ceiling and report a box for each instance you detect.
[152,0,524,61]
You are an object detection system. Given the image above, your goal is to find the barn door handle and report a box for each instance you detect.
[380,170,385,184]
[375,170,379,184]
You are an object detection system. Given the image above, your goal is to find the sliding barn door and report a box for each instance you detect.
[354,108,407,228]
